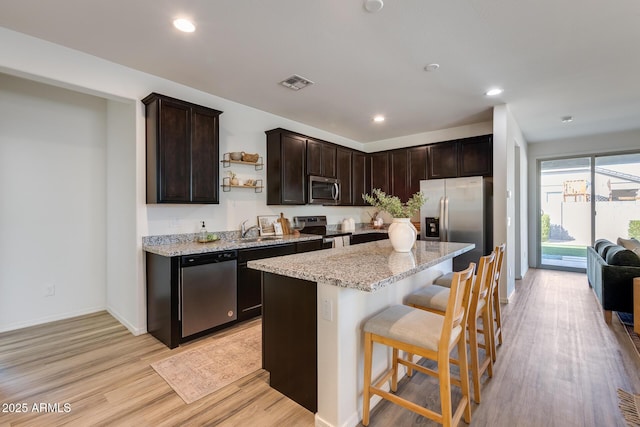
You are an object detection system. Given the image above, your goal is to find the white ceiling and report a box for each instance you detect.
[1,0,639,144]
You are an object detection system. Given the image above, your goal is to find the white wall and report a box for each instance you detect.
[364,122,493,152]
[0,26,495,333]
[106,99,141,333]
[493,105,528,303]
[527,128,640,267]
[0,74,107,331]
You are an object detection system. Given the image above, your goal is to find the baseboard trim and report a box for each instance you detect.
[0,306,105,333]
[106,306,146,336]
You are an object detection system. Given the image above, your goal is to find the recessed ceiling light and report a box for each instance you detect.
[561,116,574,123]
[173,18,195,33]
[364,0,384,13]
[485,88,503,96]
[373,115,385,123]
[424,63,440,72]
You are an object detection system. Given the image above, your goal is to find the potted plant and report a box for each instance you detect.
[362,189,426,252]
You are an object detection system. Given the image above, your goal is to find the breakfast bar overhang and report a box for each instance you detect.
[248,240,474,427]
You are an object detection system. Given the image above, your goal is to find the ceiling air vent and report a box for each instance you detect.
[279,75,314,91]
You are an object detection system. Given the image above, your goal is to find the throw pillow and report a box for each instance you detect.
[617,237,640,251]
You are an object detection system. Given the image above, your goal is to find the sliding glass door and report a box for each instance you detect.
[594,153,640,243]
[539,152,640,271]
[539,157,591,270]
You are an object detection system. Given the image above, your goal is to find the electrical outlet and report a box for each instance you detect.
[321,298,333,322]
[44,284,55,297]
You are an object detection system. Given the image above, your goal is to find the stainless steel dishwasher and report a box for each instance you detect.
[180,250,237,338]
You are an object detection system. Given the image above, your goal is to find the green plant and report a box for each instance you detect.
[226,170,237,179]
[541,213,550,242]
[362,188,426,218]
[629,220,640,239]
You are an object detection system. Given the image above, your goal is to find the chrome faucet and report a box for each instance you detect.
[241,219,260,238]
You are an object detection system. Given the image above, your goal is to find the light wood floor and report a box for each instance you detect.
[1,269,639,426]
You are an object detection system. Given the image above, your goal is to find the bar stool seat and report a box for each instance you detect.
[434,272,455,287]
[364,305,462,352]
[404,285,450,312]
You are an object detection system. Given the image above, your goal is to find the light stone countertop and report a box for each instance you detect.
[143,233,323,257]
[142,224,387,257]
[247,240,474,292]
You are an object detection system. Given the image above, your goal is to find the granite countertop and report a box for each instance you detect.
[143,223,387,257]
[348,225,388,235]
[143,233,323,257]
[247,240,474,292]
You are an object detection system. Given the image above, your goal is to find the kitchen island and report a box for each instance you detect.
[248,240,474,427]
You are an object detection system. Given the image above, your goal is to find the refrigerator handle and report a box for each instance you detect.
[444,196,450,242]
[439,197,445,242]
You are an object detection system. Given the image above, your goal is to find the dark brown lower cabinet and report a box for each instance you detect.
[350,233,389,245]
[237,240,321,322]
[262,272,317,412]
[237,244,295,322]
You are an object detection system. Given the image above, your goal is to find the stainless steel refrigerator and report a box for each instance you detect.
[419,176,493,270]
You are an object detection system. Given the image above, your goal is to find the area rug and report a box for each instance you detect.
[618,389,640,427]
[151,323,261,404]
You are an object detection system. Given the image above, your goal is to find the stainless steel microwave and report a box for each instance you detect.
[308,175,341,205]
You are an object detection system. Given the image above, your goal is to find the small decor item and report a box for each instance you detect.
[229,152,243,161]
[242,152,260,163]
[244,179,256,187]
[227,171,239,185]
[273,222,284,236]
[363,189,426,252]
[257,215,279,236]
[277,212,291,234]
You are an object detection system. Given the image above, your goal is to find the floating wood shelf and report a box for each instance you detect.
[221,177,263,193]
[221,153,264,170]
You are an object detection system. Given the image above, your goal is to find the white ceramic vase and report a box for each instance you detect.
[387,218,417,252]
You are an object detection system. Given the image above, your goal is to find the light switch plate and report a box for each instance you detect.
[322,298,333,321]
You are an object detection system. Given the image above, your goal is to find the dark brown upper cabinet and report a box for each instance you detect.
[390,149,410,202]
[427,135,492,179]
[408,146,428,197]
[390,147,427,202]
[307,139,337,178]
[143,93,222,204]
[428,141,459,179]
[370,152,390,194]
[352,152,370,206]
[266,129,307,205]
[336,147,353,205]
[459,135,493,177]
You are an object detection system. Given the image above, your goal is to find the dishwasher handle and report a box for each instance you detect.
[181,251,237,267]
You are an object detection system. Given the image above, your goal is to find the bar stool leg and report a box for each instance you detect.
[362,332,373,426]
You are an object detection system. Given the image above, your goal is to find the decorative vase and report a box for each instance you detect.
[387,218,417,252]
[230,177,239,186]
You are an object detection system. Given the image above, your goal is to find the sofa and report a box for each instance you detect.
[586,237,640,323]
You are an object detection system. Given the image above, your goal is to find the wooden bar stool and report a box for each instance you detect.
[427,244,506,363]
[362,264,475,427]
[489,244,506,362]
[405,252,496,404]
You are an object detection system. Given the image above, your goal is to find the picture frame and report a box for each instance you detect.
[257,215,279,236]
[273,222,283,236]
